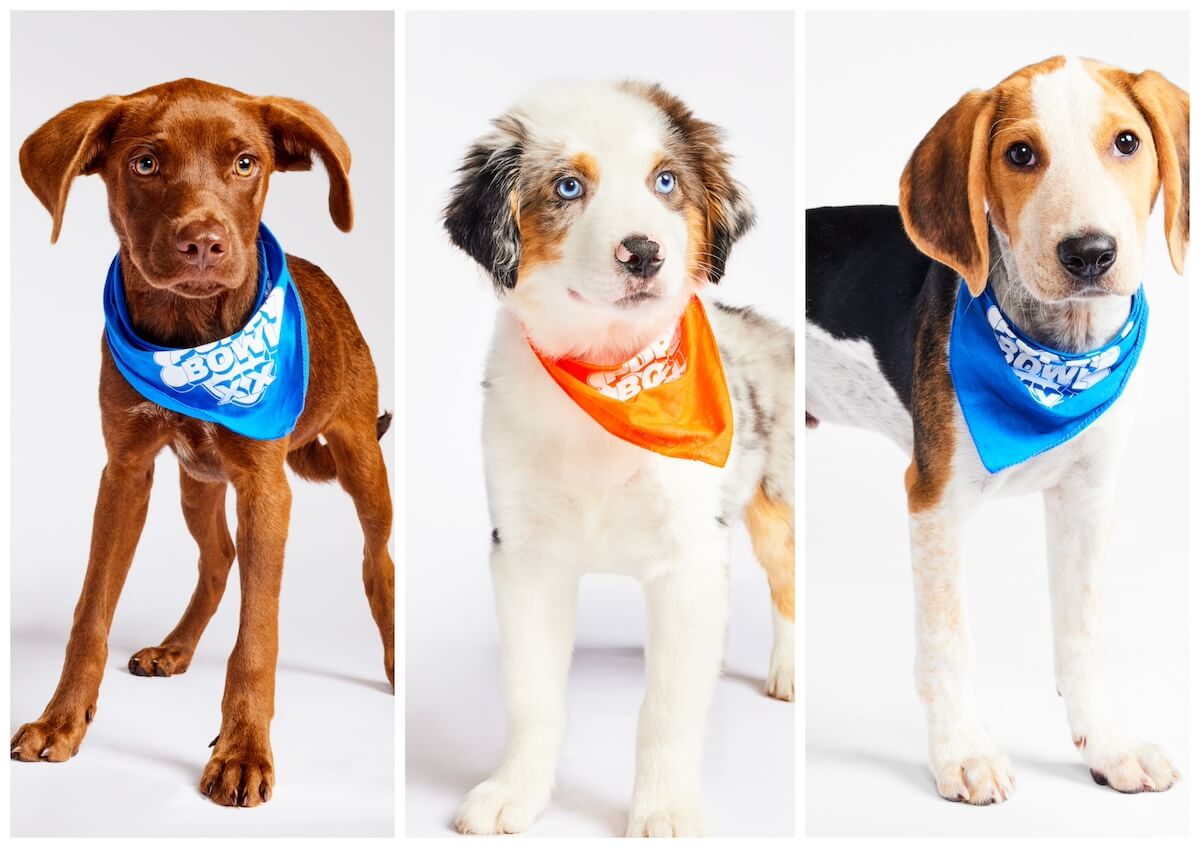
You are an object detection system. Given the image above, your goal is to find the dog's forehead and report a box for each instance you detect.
[515,82,668,166]
[114,78,268,146]
[994,57,1139,124]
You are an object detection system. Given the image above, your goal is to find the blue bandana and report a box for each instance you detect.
[103,223,309,440]
[948,279,1147,473]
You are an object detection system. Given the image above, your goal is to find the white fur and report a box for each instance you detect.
[507,84,698,362]
[454,83,791,837]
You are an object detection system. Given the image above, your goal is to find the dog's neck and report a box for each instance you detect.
[118,246,261,350]
[988,227,1132,353]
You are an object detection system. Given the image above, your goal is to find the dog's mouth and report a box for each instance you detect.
[169,278,234,298]
[567,288,662,309]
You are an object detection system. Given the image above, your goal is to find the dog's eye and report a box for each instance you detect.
[655,171,677,195]
[1005,143,1036,168]
[234,155,257,177]
[555,178,583,200]
[1114,131,1140,157]
[131,155,159,176]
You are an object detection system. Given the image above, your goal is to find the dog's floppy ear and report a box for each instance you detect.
[1129,71,1189,274]
[19,95,125,244]
[444,115,525,291]
[630,82,755,284]
[260,97,353,232]
[900,89,995,296]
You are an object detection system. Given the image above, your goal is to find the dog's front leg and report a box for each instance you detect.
[10,443,162,762]
[200,437,291,807]
[910,505,1015,804]
[1044,479,1179,794]
[454,546,580,835]
[627,557,729,837]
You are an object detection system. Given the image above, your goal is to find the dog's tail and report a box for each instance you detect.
[287,440,338,482]
[286,412,391,483]
[376,410,393,440]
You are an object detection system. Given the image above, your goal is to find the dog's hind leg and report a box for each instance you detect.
[325,414,395,688]
[745,484,795,701]
[128,467,235,678]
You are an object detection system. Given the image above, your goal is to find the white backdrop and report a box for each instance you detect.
[805,11,1189,838]
[404,10,795,838]
[9,11,394,837]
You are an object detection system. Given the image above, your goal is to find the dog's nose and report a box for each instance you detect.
[176,221,228,271]
[1057,233,1117,280]
[616,236,664,278]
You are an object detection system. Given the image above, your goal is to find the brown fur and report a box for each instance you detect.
[744,486,795,622]
[11,78,393,808]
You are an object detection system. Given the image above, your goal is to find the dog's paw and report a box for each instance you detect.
[932,752,1015,805]
[1085,739,1180,794]
[765,654,794,702]
[626,803,705,838]
[200,746,275,807]
[128,644,193,677]
[454,776,550,835]
[10,711,90,763]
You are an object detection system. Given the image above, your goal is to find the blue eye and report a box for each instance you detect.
[555,177,583,200]
[655,171,676,194]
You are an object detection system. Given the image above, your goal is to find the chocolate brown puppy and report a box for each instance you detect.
[11,78,393,808]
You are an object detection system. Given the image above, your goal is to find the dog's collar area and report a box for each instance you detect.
[949,278,1147,473]
[527,296,734,467]
[102,223,310,440]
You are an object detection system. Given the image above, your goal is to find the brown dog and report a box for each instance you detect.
[11,78,394,808]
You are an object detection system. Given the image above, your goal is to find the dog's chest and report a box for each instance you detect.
[483,327,726,575]
[165,416,226,482]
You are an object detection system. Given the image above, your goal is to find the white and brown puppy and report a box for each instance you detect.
[445,81,794,836]
[808,57,1188,804]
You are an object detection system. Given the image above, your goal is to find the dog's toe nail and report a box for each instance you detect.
[209,735,219,748]
[260,784,269,801]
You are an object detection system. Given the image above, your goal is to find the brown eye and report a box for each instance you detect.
[234,155,257,177]
[1114,131,1140,156]
[1006,142,1036,168]
[131,155,158,176]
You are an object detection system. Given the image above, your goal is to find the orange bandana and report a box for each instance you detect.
[530,297,733,467]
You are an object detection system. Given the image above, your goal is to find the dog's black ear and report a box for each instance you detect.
[445,116,526,291]
[19,95,125,243]
[623,82,756,284]
[259,96,353,232]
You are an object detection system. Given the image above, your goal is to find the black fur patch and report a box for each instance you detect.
[445,128,525,291]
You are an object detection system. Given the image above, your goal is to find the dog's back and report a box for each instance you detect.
[805,205,931,447]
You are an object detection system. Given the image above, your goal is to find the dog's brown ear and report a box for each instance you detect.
[624,82,756,283]
[900,89,995,296]
[19,96,124,244]
[260,97,353,232]
[1130,71,1189,274]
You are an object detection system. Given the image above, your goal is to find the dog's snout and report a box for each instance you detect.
[176,220,229,271]
[1057,233,1117,281]
[616,236,664,278]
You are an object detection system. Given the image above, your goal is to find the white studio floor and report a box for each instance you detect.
[806,423,1189,838]
[404,529,797,838]
[10,454,395,838]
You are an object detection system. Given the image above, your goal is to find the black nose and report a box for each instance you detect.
[618,236,663,278]
[1057,233,1117,280]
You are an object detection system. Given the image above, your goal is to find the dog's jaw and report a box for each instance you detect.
[989,226,1135,353]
